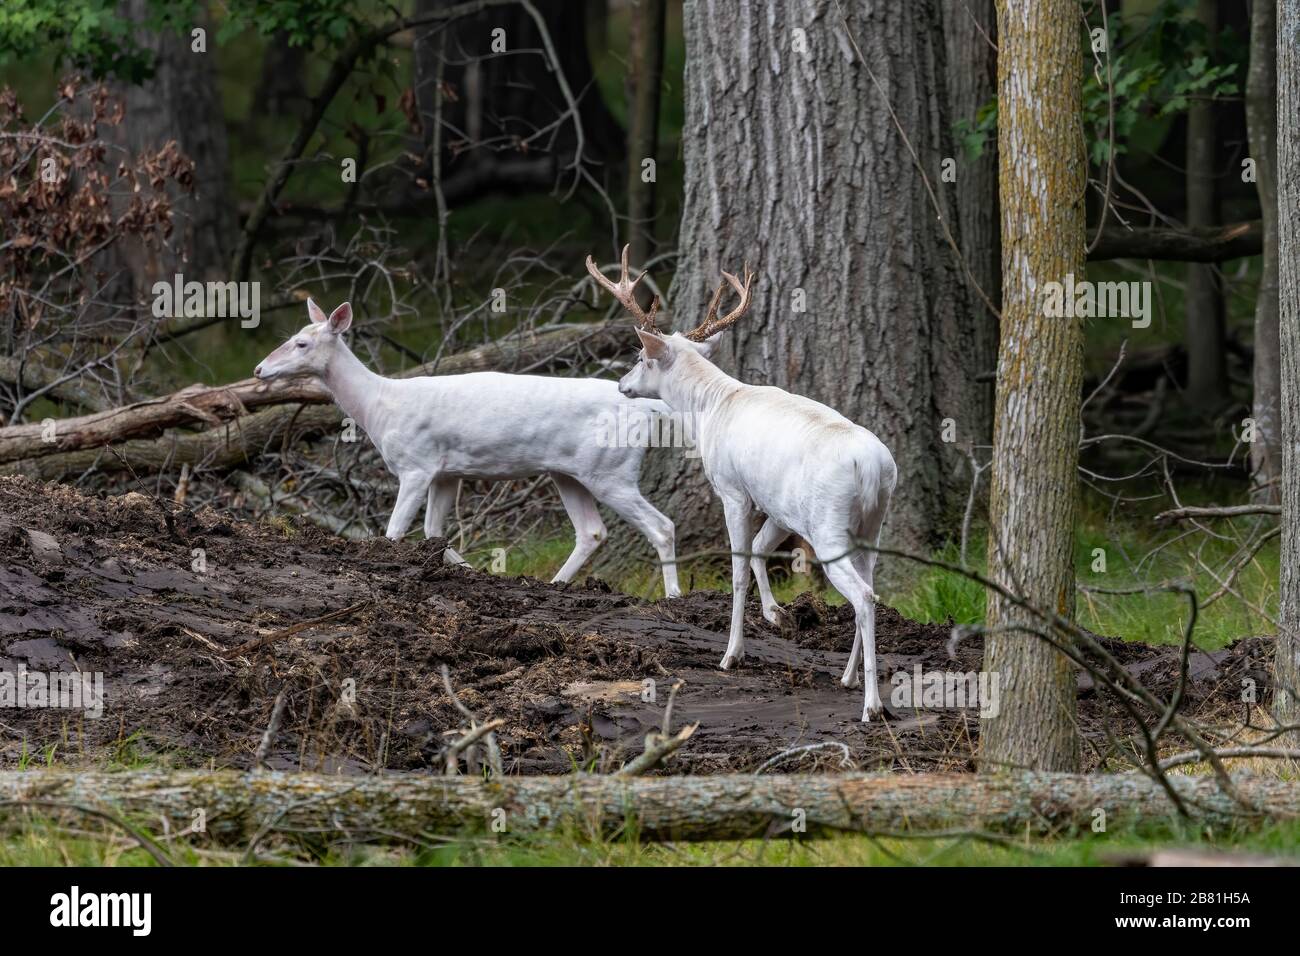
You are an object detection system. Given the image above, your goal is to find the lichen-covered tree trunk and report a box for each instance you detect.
[1248,0,1281,501]
[617,0,983,574]
[943,0,1001,396]
[980,0,1085,774]
[1276,0,1300,745]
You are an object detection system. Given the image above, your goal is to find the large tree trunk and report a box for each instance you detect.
[618,0,983,572]
[1276,0,1300,747]
[943,0,1001,398]
[108,1,234,294]
[625,0,667,271]
[2,769,1297,844]
[1184,0,1229,412]
[980,0,1085,774]
[1249,0,1282,502]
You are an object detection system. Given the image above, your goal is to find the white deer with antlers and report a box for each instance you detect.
[591,258,898,720]
[253,290,681,597]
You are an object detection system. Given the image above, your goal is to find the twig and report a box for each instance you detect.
[255,688,290,770]
[617,681,697,776]
[754,742,855,775]
[222,602,370,660]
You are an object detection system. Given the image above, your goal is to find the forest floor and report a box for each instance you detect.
[0,476,1271,777]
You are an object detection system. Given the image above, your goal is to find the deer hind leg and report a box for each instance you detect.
[843,487,892,689]
[550,475,607,584]
[750,517,792,628]
[815,533,883,721]
[586,479,681,598]
[425,477,469,567]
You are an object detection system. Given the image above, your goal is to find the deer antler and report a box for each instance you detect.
[683,264,755,341]
[585,245,661,331]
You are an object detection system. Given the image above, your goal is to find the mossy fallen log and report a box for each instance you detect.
[0,770,1296,844]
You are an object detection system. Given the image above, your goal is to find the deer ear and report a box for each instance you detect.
[695,332,723,360]
[635,327,672,363]
[327,302,353,333]
[307,298,328,324]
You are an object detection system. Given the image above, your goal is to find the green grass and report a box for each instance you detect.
[4,811,1299,867]
[486,480,1277,650]
[891,490,1277,649]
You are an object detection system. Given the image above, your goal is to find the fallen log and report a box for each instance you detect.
[0,320,625,476]
[1087,219,1263,263]
[0,769,1296,844]
[0,356,114,416]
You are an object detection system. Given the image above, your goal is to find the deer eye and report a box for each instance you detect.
[295,340,308,349]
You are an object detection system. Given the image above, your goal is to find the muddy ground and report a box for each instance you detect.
[0,476,1271,775]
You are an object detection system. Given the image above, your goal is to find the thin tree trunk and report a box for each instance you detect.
[1248,0,1282,501]
[588,0,609,52]
[1185,0,1229,411]
[251,31,308,119]
[411,0,624,203]
[625,0,667,272]
[944,0,1001,412]
[1276,0,1300,746]
[614,0,983,573]
[980,0,1085,774]
[2,769,1298,844]
[109,0,233,291]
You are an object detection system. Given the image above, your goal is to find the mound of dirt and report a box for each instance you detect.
[0,476,1272,775]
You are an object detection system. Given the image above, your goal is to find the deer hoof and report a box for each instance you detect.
[762,603,792,629]
[720,651,744,670]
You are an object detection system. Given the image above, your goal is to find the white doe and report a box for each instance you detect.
[601,262,897,720]
[253,295,681,597]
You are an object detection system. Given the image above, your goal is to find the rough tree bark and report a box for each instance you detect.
[943,0,1001,393]
[625,0,667,271]
[1,769,1297,844]
[616,0,984,571]
[1248,0,1281,501]
[1277,0,1300,746]
[980,0,1085,774]
[1185,0,1229,412]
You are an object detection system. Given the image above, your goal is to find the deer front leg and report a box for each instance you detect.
[720,497,757,670]
[386,473,432,540]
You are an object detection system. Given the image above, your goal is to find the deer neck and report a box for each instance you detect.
[319,340,387,436]
[664,353,743,417]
